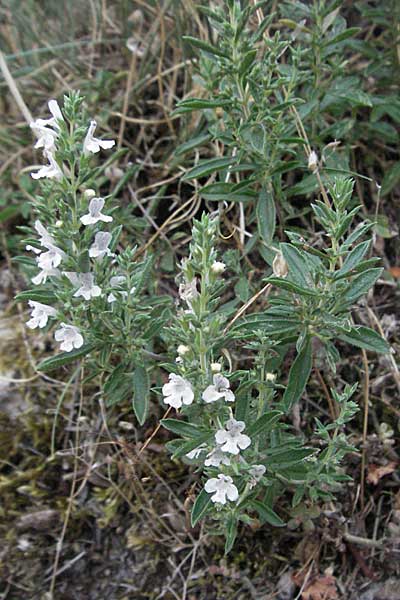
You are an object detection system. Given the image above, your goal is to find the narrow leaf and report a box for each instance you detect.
[251,499,285,527]
[191,489,212,527]
[342,268,382,303]
[257,187,276,246]
[37,343,98,372]
[182,36,228,58]
[15,289,57,304]
[282,338,313,411]
[161,418,207,439]
[182,157,234,181]
[132,365,150,425]
[266,277,318,297]
[225,516,238,554]
[281,243,313,287]
[338,326,389,353]
[247,410,282,437]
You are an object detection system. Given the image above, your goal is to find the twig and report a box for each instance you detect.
[360,348,370,510]
[49,365,83,597]
[0,51,32,123]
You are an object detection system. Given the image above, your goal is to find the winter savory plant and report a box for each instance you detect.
[19,18,390,550]
[159,194,389,552]
[18,93,168,424]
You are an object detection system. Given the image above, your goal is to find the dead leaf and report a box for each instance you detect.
[301,574,338,600]
[367,461,397,485]
[389,267,400,279]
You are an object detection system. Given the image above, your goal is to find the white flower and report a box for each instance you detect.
[249,464,266,488]
[83,120,115,155]
[33,99,63,129]
[54,323,84,352]
[186,444,207,460]
[308,150,318,172]
[32,267,61,285]
[215,418,251,455]
[34,220,55,248]
[89,232,113,259]
[266,372,276,382]
[64,272,102,301]
[107,276,136,303]
[179,280,198,304]
[211,261,226,274]
[30,123,58,152]
[211,362,222,373]
[202,374,235,404]
[80,197,113,226]
[30,99,63,151]
[26,301,57,329]
[31,151,63,180]
[204,474,239,505]
[37,247,64,270]
[162,373,194,409]
[26,244,41,255]
[204,446,231,467]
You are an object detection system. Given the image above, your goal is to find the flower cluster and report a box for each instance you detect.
[26,96,116,352]
[162,367,261,505]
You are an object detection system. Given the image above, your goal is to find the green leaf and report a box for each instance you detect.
[176,99,231,110]
[247,410,282,437]
[224,515,238,554]
[266,447,316,469]
[172,432,214,459]
[257,187,275,246]
[279,464,310,482]
[37,343,98,372]
[381,162,400,196]
[132,365,150,425]
[200,181,256,202]
[335,240,370,277]
[250,500,285,527]
[104,368,133,407]
[338,326,389,353]
[191,489,212,527]
[0,205,20,223]
[282,338,312,411]
[266,277,318,297]
[342,268,382,303]
[15,289,58,304]
[161,418,207,439]
[324,27,360,47]
[281,243,312,287]
[235,386,251,422]
[182,157,235,181]
[182,36,228,58]
[175,133,212,156]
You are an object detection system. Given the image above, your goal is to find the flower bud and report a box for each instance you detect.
[177,344,190,356]
[308,150,318,172]
[272,252,288,278]
[211,362,222,373]
[84,188,96,199]
[55,220,63,228]
[266,372,276,382]
[211,261,226,275]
